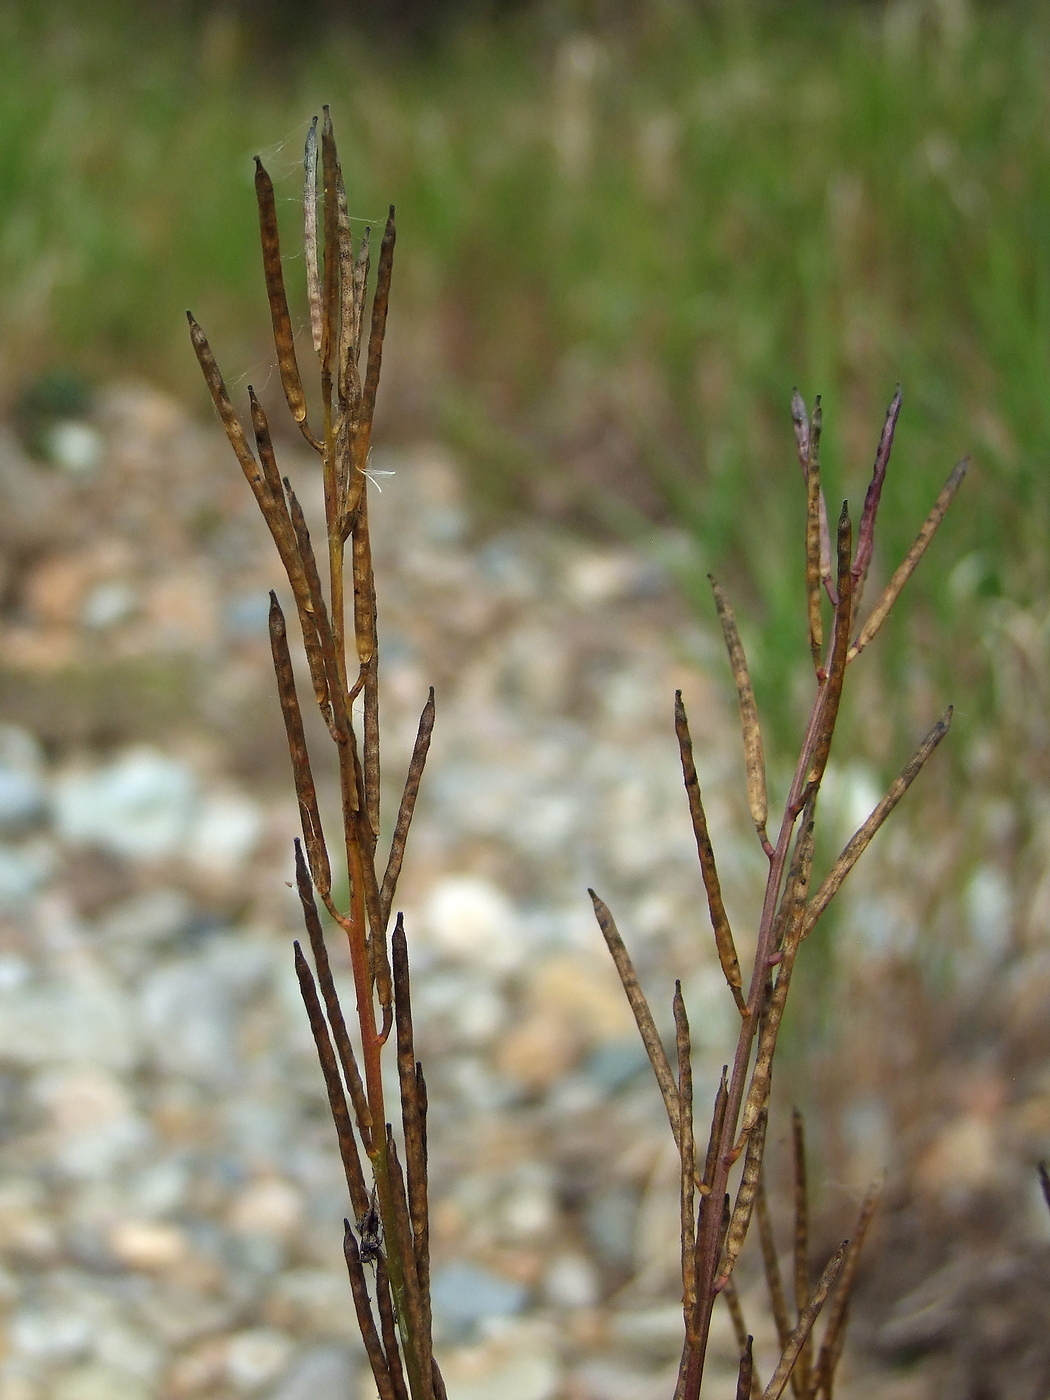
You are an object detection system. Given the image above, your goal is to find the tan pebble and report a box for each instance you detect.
[50,1364,150,1400]
[525,954,633,1041]
[109,1220,189,1272]
[915,1110,1001,1201]
[496,1010,581,1093]
[165,1336,230,1396]
[225,1329,293,1390]
[228,1177,303,1240]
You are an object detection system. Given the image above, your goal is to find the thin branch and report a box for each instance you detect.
[851,387,901,612]
[294,942,368,1216]
[675,692,746,1011]
[269,594,332,898]
[761,1244,847,1400]
[848,458,969,663]
[380,690,436,928]
[803,709,952,935]
[304,116,322,354]
[590,890,680,1147]
[792,1109,812,1400]
[675,982,697,1336]
[813,1173,883,1400]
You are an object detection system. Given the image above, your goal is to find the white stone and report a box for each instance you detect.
[54,748,199,861]
[421,875,523,974]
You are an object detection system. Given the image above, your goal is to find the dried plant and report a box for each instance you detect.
[189,109,442,1400]
[188,105,966,1400]
[590,388,966,1398]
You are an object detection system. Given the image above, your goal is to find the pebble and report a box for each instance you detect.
[53,748,199,862]
[430,1260,529,1342]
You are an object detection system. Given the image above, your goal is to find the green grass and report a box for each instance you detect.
[2,0,1047,767]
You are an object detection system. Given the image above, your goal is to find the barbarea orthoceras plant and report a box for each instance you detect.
[188,108,966,1400]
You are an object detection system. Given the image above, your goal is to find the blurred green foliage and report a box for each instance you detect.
[1,0,1046,769]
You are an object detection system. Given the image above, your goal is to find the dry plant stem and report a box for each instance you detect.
[295,841,373,1145]
[791,390,832,600]
[848,457,969,663]
[375,1258,411,1400]
[675,693,746,1012]
[805,398,826,671]
[191,113,439,1400]
[294,941,369,1216]
[812,1174,884,1400]
[756,1173,793,1356]
[708,578,771,852]
[344,1223,399,1400]
[791,1110,812,1399]
[675,982,698,1342]
[762,1245,847,1400]
[592,392,960,1400]
[851,388,901,613]
[804,709,952,935]
[736,1337,755,1400]
[590,890,681,1147]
